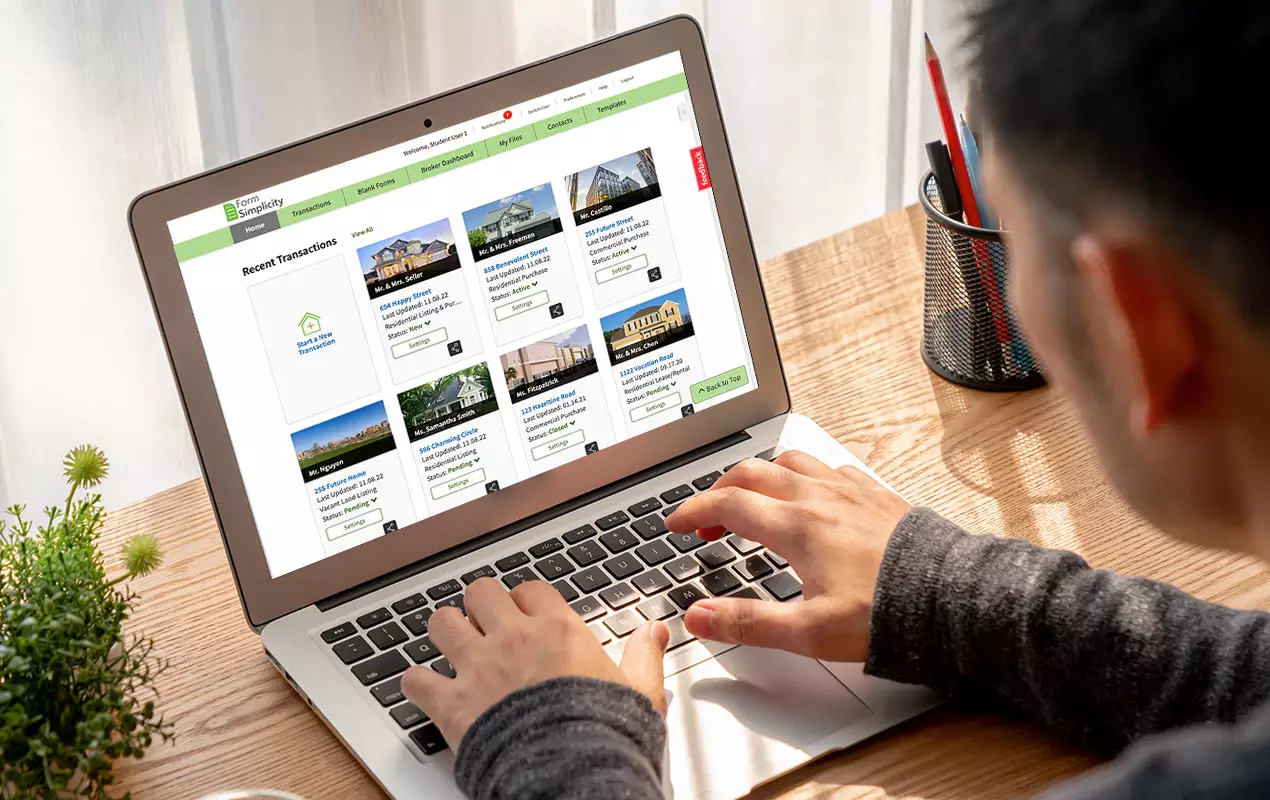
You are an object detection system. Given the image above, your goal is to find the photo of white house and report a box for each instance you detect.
[397,362,496,428]
[462,184,561,249]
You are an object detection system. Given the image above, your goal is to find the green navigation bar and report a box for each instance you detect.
[343,167,410,205]
[278,189,345,227]
[175,71,689,262]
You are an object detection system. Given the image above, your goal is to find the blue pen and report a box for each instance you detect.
[958,115,997,229]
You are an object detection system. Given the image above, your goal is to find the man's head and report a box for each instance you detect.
[966,0,1270,554]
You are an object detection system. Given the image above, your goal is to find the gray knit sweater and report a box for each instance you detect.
[453,508,1270,799]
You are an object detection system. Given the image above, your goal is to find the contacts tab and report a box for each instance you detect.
[229,211,280,243]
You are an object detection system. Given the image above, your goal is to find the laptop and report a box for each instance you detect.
[129,16,938,799]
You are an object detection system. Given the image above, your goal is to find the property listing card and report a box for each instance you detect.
[462,183,582,345]
[355,219,483,384]
[498,324,616,475]
[396,362,518,513]
[600,287,705,435]
[566,148,681,312]
[291,400,415,556]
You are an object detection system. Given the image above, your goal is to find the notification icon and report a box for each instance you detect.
[502,110,513,120]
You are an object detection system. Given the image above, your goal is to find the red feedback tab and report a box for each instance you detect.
[690,146,711,190]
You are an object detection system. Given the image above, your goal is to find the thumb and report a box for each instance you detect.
[619,620,670,714]
[684,597,814,653]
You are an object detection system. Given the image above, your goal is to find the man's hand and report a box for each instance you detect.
[665,451,909,662]
[401,577,670,748]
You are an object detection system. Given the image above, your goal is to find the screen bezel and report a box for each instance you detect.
[129,16,789,628]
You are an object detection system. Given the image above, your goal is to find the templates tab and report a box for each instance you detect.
[462,184,582,345]
[355,220,483,384]
[567,148,681,310]
[248,254,380,424]
[291,400,414,556]
[397,362,518,513]
[600,287,705,435]
[499,324,615,475]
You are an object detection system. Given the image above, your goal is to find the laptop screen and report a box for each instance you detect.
[166,51,757,578]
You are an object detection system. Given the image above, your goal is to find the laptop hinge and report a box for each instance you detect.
[316,430,753,612]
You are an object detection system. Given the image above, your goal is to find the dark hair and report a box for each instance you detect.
[966,0,1270,326]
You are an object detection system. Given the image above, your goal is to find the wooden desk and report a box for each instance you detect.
[105,205,1270,799]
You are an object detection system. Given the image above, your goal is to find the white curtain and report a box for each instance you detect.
[0,0,952,511]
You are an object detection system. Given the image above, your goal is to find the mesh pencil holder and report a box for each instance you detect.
[918,171,1044,391]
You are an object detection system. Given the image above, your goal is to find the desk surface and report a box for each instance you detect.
[105,205,1270,799]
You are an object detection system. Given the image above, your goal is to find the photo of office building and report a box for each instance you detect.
[500,325,596,393]
[566,148,658,212]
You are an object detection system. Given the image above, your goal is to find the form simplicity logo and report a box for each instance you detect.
[223,203,239,222]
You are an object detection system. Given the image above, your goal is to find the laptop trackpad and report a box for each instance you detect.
[664,646,872,799]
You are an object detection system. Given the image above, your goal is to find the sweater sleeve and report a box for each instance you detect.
[864,508,1270,753]
[454,676,666,800]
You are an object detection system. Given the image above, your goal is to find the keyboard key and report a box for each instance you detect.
[605,607,647,637]
[333,636,373,664]
[528,538,564,558]
[702,568,742,596]
[356,607,392,629]
[659,484,694,504]
[732,586,763,600]
[627,497,661,518]
[667,532,706,552]
[665,615,697,649]
[662,503,683,519]
[635,539,675,566]
[426,580,462,601]
[502,567,540,589]
[667,583,707,611]
[599,527,639,553]
[403,636,441,664]
[391,593,427,615]
[370,676,405,707]
[409,723,448,755]
[431,657,456,678]
[603,553,643,579]
[320,621,356,644]
[494,552,530,572]
[391,702,429,729]
[367,621,408,650]
[637,594,677,620]
[460,565,497,584]
[664,554,702,582]
[534,554,575,580]
[632,569,672,595]
[692,471,722,491]
[767,551,789,569]
[402,608,434,636]
[734,554,775,581]
[351,650,408,686]
[696,542,736,570]
[435,595,465,614]
[762,571,804,601]
[562,523,598,544]
[566,540,606,567]
[570,595,606,621]
[631,515,667,540]
[726,534,764,554]
[552,579,579,602]
[595,510,630,531]
[572,566,612,593]
[589,622,613,644]
[599,581,639,609]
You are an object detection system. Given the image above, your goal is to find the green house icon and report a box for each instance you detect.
[299,312,322,336]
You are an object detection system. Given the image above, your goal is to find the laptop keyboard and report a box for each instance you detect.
[315,450,801,758]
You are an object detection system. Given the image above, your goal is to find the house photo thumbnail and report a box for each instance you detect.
[462,184,562,256]
[398,362,497,432]
[600,287,692,359]
[356,219,459,297]
[291,400,394,471]
[565,148,657,213]
[500,324,596,393]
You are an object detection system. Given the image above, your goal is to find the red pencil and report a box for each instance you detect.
[925,35,981,227]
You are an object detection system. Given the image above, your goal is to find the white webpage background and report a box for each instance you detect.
[178,63,755,578]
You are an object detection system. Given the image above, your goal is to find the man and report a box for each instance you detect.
[402,1,1270,797]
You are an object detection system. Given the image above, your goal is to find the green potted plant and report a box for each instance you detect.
[1,445,172,798]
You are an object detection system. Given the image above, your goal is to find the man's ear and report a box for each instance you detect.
[1071,232,1200,435]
